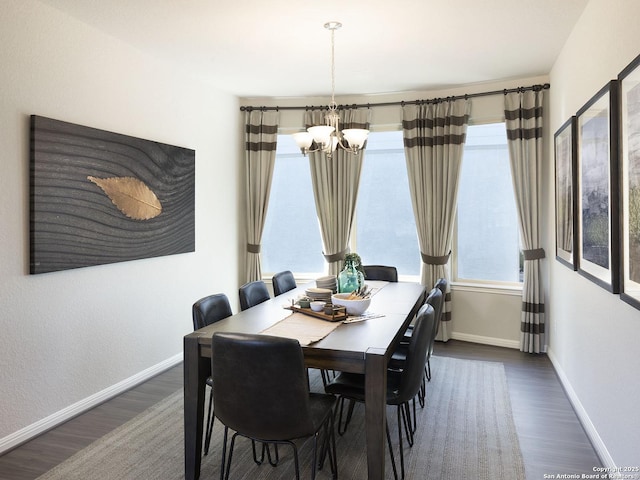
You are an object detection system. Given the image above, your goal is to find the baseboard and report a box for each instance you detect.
[546,348,614,468]
[449,331,520,349]
[0,353,182,455]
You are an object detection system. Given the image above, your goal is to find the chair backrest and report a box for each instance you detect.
[192,293,233,330]
[211,332,315,440]
[363,265,398,282]
[434,277,448,296]
[432,277,448,337]
[424,287,444,358]
[396,303,436,403]
[424,287,444,324]
[272,270,297,297]
[238,280,270,311]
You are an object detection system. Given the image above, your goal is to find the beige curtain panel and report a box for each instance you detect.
[504,89,546,354]
[402,99,470,342]
[305,108,371,276]
[244,110,279,282]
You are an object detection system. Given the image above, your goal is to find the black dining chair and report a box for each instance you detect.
[324,304,436,480]
[192,293,233,456]
[211,332,338,480]
[394,287,443,414]
[272,270,297,297]
[362,265,398,282]
[238,280,270,311]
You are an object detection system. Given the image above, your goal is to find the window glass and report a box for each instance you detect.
[456,123,522,283]
[261,135,325,274]
[355,131,420,275]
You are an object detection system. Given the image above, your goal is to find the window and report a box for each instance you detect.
[263,131,419,277]
[454,123,522,283]
[261,135,324,275]
[263,124,521,285]
[355,131,420,275]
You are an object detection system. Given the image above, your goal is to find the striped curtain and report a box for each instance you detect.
[305,108,371,275]
[402,99,470,341]
[504,89,546,353]
[244,110,279,282]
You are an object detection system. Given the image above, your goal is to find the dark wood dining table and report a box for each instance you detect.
[183,281,426,480]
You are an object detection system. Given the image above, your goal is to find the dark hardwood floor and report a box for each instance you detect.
[0,340,601,479]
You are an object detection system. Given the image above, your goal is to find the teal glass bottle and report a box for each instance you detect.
[338,259,364,293]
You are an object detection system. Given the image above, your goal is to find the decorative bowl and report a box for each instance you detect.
[331,293,371,315]
[310,301,326,312]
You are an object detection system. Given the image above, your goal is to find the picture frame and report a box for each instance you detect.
[30,115,195,274]
[554,116,578,269]
[575,81,620,293]
[618,53,640,309]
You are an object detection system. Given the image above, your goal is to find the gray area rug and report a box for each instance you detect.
[36,356,525,479]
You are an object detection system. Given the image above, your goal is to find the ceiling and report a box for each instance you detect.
[38,0,589,99]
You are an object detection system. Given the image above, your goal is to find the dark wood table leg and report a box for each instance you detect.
[365,347,387,480]
[184,334,207,480]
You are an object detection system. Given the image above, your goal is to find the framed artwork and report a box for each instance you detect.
[619,54,640,309]
[554,116,578,269]
[30,115,195,274]
[575,81,620,293]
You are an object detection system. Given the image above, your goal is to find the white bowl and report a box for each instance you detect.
[331,293,371,315]
[310,301,326,312]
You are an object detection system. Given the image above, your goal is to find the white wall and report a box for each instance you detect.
[547,0,640,466]
[0,0,241,451]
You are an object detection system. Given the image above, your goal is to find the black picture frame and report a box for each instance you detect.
[554,116,578,270]
[618,53,640,309]
[30,115,195,274]
[575,81,620,293]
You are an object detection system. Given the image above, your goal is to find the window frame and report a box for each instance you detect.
[262,124,523,292]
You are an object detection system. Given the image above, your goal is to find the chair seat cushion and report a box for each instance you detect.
[324,371,404,405]
[307,393,338,433]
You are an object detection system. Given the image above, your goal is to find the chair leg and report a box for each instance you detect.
[224,431,240,480]
[386,419,399,480]
[265,443,279,466]
[397,406,405,480]
[220,426,229,480]
[204,388,215,455]
[400,403,414,447]
[426,358,432,382]
[318,411,338,479]
[336,397,356,435]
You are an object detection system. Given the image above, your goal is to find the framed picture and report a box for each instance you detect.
[554,116,578,269]
[575,81,620,292]
[619,54,640,309]
[30,115,195,274]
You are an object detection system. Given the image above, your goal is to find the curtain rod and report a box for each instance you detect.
[239,83,549,112]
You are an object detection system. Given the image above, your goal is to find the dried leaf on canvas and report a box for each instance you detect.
[87,176,162,220]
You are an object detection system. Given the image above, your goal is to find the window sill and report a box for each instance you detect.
[452,281,522,296]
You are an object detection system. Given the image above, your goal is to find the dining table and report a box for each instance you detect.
[183,280,426,480]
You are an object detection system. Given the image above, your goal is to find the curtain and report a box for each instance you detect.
[305,108,371,275]
[504,89,546,353]
[244,110,279,282]
[402,99,470,342]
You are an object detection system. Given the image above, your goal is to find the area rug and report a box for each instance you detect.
[36,356,525,480]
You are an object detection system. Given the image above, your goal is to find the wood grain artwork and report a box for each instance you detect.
[30,115,195,274]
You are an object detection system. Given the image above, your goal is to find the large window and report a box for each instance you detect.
[455,123,522,283]
[261,135,324,275]
[263,124,521,285]
[355,131,420,275]
[262,131,418,277]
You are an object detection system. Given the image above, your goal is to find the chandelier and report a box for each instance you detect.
[293,22,369,158]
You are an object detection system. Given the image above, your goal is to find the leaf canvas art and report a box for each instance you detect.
[30,115,195,274]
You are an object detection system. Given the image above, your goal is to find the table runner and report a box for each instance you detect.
[259,312,343,345]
